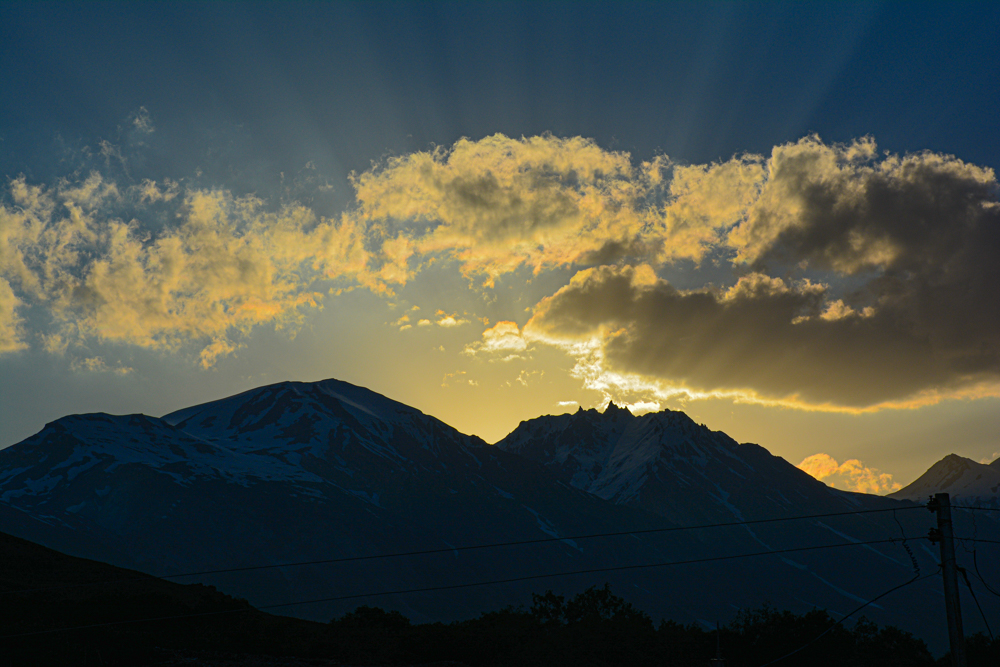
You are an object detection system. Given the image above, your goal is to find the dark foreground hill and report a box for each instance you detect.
[0,529,336,666]
[3,528,998,666]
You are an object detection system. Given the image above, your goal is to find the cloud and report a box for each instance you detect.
[524,262,1000,408]
[348,134,726,284]
[69,356,133,376]
[728,136,998,272]
[129,106,155,136]
[4,132,998,406]
[464,321,529,358]
[0,278,26,353]
[797,453,901,495]
[624,400,661,414]
[441,371,466,387]
[0,174,367,365]
[435,310,469,327]
[522,136,1000,410]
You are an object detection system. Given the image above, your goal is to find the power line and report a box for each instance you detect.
[892,508,920,577]
[958,566,994,641]
[755,569,941,667]
[971,550,1000,600]
[956,507,1000,601]
[1,505,927,597]
[1,536,922,639]
[161,506,927,579]
[954,537,1000,546]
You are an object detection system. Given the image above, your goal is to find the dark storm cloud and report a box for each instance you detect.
[527,138,1000,408]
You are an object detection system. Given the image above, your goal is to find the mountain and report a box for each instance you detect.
[0,380,676,623]
[493,403,1000,645]
[495,402,875,523]
[889,454,1000,506]
[1,379,997,652]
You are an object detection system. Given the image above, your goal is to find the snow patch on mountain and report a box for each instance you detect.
[889,454,1000,504]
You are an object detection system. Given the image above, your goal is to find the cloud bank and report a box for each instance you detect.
[2,133,998,412]
[797,453,901,495]
[522,137,1000,409]
[0,174,365,366]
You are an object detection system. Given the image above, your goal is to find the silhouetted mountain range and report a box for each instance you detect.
[1,378,997,653]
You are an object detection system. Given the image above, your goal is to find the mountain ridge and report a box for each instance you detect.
[0,376,996,652]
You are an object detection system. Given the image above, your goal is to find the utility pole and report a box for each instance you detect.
[709,620,725,666]
[928,492,967,667]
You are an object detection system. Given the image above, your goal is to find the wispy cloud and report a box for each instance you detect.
[435,310,469,328]
[70,356,133,376]
[0,279,26,353]
[0,175,364,366]
[464,321,529,359]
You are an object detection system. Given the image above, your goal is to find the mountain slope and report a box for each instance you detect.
[889,454,1000,505]
[0,529,332,666]
[495,402,1000,649]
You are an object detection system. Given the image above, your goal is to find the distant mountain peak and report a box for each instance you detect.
[602,401,632,417]
[890,452,1000,502]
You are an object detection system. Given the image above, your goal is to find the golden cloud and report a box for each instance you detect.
[0,175,367,365]
[464,320,529,358]
[519,136,1000,411]
[3,132,998,404]
[69,356,134,376]
[797,453,901,495]
[0,278,26,353]
[348,134,727,284]
[523,260,999,409]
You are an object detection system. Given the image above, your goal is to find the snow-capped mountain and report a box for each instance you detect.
[496,403,884,523]
[0,379,996,651]
[0,380,686,623]
[889,454,1000,506]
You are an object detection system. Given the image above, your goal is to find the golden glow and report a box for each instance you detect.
[797,453,901,494]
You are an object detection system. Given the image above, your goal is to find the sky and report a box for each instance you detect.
[2,1,999,492]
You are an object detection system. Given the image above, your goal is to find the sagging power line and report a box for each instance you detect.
[2,535,932,639]
[1,504,929,597]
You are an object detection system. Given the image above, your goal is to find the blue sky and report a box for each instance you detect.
[2,2,999,490]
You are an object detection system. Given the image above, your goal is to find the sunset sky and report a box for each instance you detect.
[2,2,998,491]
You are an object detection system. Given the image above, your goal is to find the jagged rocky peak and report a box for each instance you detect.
[602,401,632,417]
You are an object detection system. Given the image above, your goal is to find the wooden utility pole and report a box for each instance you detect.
[928,492,967,667]
[709,620,725,666]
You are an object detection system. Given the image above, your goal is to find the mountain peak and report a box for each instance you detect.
[602,401,632,417]
[889,452,1000,502]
